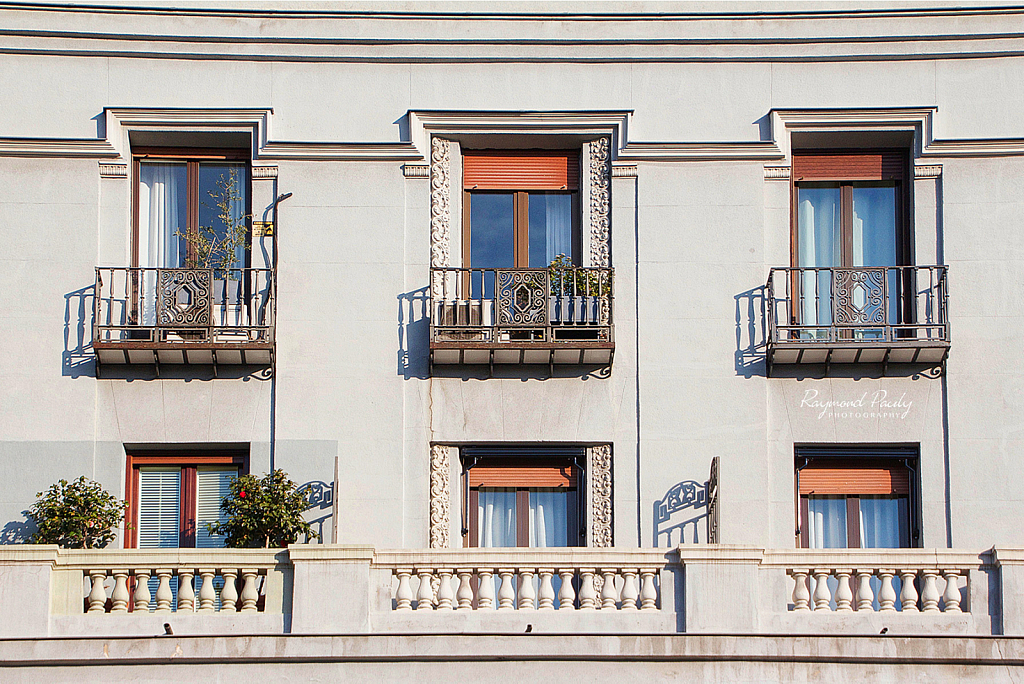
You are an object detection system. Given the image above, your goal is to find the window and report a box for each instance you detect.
[125,452,247,549]
[792,150,910,332]
[796,447,917,549]
[463,150,580,297]
[462,447,584,548]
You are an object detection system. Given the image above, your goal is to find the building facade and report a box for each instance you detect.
[1,1,1024,678]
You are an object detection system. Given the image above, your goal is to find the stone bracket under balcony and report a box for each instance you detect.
[429,267,614,368]
[93,267,275,366]
[766,266,950,375]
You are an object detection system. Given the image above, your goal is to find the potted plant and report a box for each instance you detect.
[206,469,320,548]
[27,477,128,549]
[548,254,612,325]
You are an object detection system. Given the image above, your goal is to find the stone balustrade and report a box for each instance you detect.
[52,548,288,615]
[373,548,670,612]
[761,549,977,614]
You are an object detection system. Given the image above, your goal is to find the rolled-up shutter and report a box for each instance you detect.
[793,151,906,181]
[138,467,181,549]
[195,467,235,548]
[470,465,576,488]
[464,150,579,190]
[799,462,910,495]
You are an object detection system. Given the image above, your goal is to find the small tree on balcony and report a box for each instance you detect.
[27,477,127,549]
[206,469,320,548]
[176,167,251,276]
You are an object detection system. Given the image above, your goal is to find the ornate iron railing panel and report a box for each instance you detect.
[707,456,719,544]
[766,265,949,347]
[430,266,614,354]
[94,267,275,349]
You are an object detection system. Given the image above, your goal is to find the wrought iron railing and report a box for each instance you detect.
[430,266,613,344]
[766,265,948,345]
[94,267,274,346]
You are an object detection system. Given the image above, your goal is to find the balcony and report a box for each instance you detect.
[766,266,949,373]
[430,266,614,367]
[94,267,274,366]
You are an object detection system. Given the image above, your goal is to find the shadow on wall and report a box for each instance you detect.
[296,480,334,544]
[654,480,708,547]
[0,516,34,544]
[64,284,97,378]
[397,286,430,380]
[735,284,767,378]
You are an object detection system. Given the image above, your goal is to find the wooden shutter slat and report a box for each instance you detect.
[793,152,905,181]
[470,466,576,488]
[464,151,579,190]
[800,466,909,495]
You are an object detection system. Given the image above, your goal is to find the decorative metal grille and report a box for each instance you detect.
[496,270,549,326]
[833,268,886,325]
[707,456,719,544]
[156,269,212,327]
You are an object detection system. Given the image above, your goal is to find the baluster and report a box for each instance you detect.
[791,569,810,612]
[620,569,639,610]
[416,568,435,610]
[537,568,555,610]
[558,569,577,610]
[395,569,414,610]
[600,569,619,610]
[497,568,516,610]
[900,570,919,612]
[578,568,597,610]
[240,569,259,612]
[154,569,173,613]
[942,570,963,613]
[834,569,853,612]
[878,569,897,612]
[87,570,108,613]
[456,570,474,610]
[921,569,941,612]
[812,569,832,611]
[197,569,217,612]
[133,570,151,613]
[639,569,658,611]
[436,569,454,610]
[220,569,239,612]
[477,568,495,609]
[111,572,129,613]
[855,569,874,611]
[518,568,536,610]
[177,569,195,613]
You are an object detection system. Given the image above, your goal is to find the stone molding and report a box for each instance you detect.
[763,165,790,180]
[403,164,430,178]
[429,137,451,272]
[251,165,278,180]
[588,444,613,548]
[429,444,452,549]
[611,164,638,178]
[98,162,128,178]
[588,137,612,268]
[914,164,942,179]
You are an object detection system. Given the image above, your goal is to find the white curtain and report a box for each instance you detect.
[797,187,840,333]
[808,496,847,549]
[529,489,569,547]
[859,496,901,549]
[138,163,186,325]
[478,489,516,548]
[542,194,573,267]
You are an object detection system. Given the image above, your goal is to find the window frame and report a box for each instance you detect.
[131,147,252,270]
[795,446,918,549]
[124,450,248,549]
[790,149,912,271]
[461,446,586,548]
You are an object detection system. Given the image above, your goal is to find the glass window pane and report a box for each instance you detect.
[851,185,897,268]
[198,164,248,272]
[470,193,515,269]
[859,496,904,549]
[807,496,847,548]
[528,193,574,267]
[478,488,516,547]
[529,488,570,547]
[797,184,841,269]
[138,162,188,269]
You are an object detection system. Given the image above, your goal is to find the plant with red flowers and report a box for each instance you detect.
[205,469,319,548]
[28,477,127,548]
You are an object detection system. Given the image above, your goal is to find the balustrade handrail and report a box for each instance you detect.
[761,548,990,570]
[54,547,289,571]
[373,547,671,569]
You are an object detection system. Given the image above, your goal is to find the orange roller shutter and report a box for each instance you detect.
[463,150,579,190]
[800,464,910,495]
[793,152,906,181]
[469,466,577,488]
